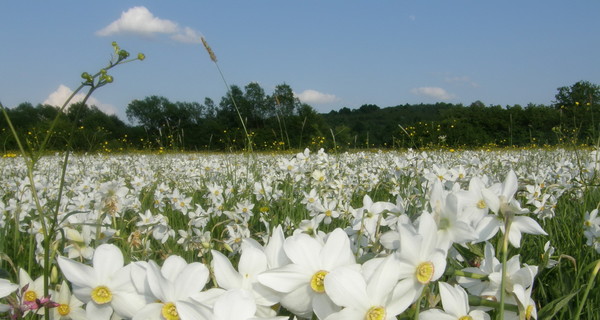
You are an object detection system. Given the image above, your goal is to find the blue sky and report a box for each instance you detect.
[1,1,599,122]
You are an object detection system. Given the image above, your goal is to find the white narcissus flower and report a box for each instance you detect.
[323,256,409,320]
[419,282,490,320]
[513,283,538,320]
[257,228,358,319]
[481,170,547,248]
[352,195,396,242]
[457,241,500,296]
[131,255,213,320]
[18,268,47,308]
[486,255,538,300]
[198,289,289,320]
[50,280,86,320]
[0,278,18,313]
[211,240,280,317]
[57,243,147,320]
[428,184,478,251]
[394,212,447,307]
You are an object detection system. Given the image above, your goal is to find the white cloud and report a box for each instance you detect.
[170,26,203,44]
[294,89,340,104]
[43,85,117,115]
[411,87,456,101]
[96,6,178,37]
[96,6,203,44]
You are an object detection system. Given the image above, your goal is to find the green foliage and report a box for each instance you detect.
[3,80,600,153]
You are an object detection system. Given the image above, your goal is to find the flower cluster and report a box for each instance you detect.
[1,147,600,319]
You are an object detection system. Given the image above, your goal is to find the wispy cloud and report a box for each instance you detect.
[96,6,202,44]
[411,87,456,101]
[43,85,116,115]
[170,26,203,44]
[295,89,340,104]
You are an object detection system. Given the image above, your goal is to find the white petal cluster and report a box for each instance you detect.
[2,147,598,319]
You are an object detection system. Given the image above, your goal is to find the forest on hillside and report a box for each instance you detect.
[1,80,599,153]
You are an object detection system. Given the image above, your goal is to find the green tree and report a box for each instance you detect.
[554,81,600,143]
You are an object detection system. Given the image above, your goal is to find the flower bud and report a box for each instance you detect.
[118,50,129,60]
[137,53,146,61]
[51,265,58,284]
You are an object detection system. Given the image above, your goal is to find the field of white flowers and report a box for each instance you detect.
[1,148,599,319]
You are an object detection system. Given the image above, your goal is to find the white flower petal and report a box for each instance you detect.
[212,250,243,290]
[324,307,365,320]
[58,256,97,289]
[174,262,209,299]
[161,255,188,282]
[420,308,457,320]
[320,228,355,269]
[284,233,322,269]
[312,292,340,320]
[257,264,312,293]
[239,245,268,277]
[280,284,314,318]
[213,289,257,320]
[438,282,469,317]
[86,301,114,320]
[93,244,124,281]
[324,266,368,309]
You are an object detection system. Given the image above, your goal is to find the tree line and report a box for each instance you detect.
[1,80,599,153]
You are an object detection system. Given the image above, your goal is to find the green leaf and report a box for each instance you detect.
[537,286,582,320]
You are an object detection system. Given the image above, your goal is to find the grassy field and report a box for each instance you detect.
[0,148,599,319]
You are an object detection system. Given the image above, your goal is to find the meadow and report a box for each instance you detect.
[0,147,599,319]
[1,41,600,320]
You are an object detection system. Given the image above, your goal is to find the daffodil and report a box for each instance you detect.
[394,212,447,306]
[257,228,358,319]
[201,289,289,320]
[457,241,500,296]
[16,268,53,316]
[211,240,280,317]
[323,256,409,320]
[50,280,86,320]
[0,278,18,313]
[480,170,547,248]
[428,182,477,250]
[57,243,147,320]
[485,254,538,300]
[420,282,490,320]
[130,255,213,320]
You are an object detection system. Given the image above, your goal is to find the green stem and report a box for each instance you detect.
[469,295,519,313]
[453,269,490,280]
[498,214,513,320]
[213,62,253,152]
[574,259,600,320]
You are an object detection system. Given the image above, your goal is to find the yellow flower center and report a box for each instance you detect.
[459,316,473,320]
[525,304,534,320]
[161,302,180,320]
[365,306,386,320]
[476,199,487,209]
[57,304,71,316]
[310,270,329,293]
[415,261,434,284]
[24,290,37,302]
[91,286,112,304]
[325,210,332,217]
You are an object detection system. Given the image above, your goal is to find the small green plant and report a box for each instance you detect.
[0,41,143,319]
